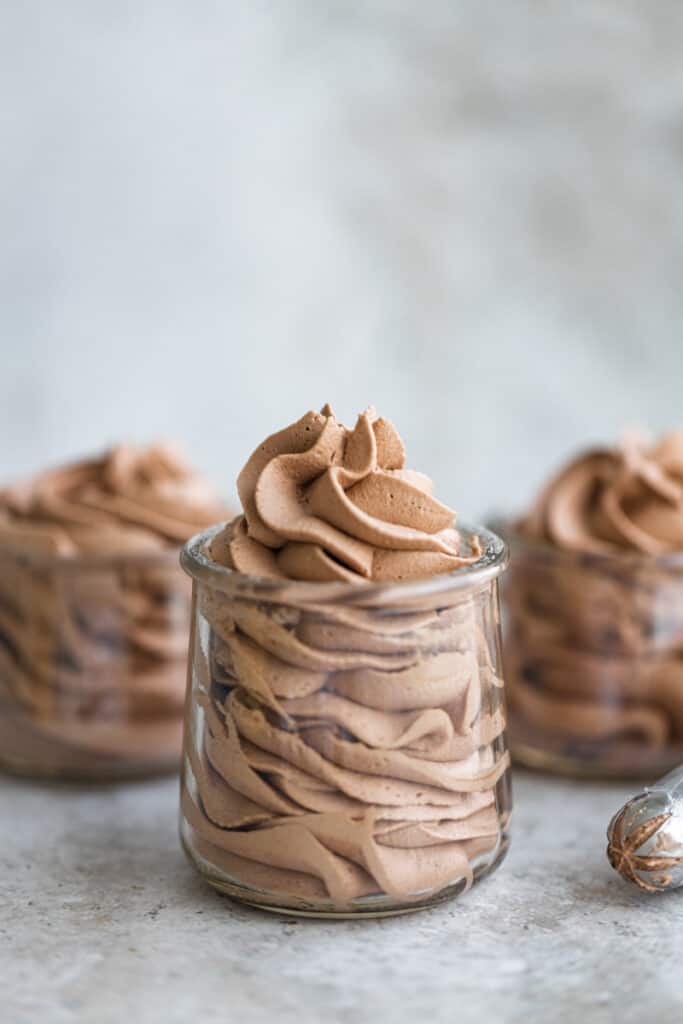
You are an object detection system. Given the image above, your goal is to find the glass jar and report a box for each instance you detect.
[500,527,683,779]
[0,543,192,779]
[179,524,511,918]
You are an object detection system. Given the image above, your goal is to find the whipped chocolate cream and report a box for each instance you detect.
[0,441,224,556]
[522,432,683,555]
[0,444,226,777]
[506,432,683,775]
[181,406,510,910]
[209,404,481,582]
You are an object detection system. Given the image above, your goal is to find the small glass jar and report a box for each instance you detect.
[500,527,683,779]
[179,524,511,918]
[0,543,192,779]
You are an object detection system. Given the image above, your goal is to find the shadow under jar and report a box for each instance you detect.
[500,528,683,779]
[0,544,192,779]
[179,524,511,918]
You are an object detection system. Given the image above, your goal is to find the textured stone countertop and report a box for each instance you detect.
[3,770,682,1024]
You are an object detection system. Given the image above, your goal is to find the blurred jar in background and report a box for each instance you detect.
[179,523,511,917]
[500,433,683,779]
[0,444,227,779]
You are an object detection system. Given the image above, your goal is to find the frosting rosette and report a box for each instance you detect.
[209,404,480,583]
[0,441,225,557]
[0,443,227,778]
[522,432,683,555]
[180,406,510,913]
[504,431,683,777]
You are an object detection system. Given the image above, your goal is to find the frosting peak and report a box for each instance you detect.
[214,406,480,582]
[522,432,683,555]
[0,443,226,556]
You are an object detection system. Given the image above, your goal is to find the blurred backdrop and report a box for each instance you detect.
[2,1,683,517]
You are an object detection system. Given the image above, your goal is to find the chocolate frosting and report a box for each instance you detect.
[0,442,225,556]
[0,443,227,776]
[522,432,683,555]
[182,407,509,909]
[506,432,683,774]
[209,405,480,583]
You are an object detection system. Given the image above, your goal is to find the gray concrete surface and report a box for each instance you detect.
[3,770,682,1023]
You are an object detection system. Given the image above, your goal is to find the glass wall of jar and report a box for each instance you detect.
[0,543,192,779]
[500,528,683,779]
[179,524,510,918]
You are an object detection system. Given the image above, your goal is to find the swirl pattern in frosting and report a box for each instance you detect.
[209,404,480,583]
[0,441,225,556]
[0,443,227,777]
[522,432,683,555]
[505,432,683,775]
[181,407,510,911]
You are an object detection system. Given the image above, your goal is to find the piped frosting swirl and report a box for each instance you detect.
[182,406,509,911]
[522,432,683,555]
[0,442,226,557]
[0,443,228,777]
[210,405,480,582]
[506,431,683,774]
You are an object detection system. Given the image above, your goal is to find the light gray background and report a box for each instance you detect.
[2,1,683,518]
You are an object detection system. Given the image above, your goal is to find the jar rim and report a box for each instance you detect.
[180,521,508,606]
[496,517,683,569]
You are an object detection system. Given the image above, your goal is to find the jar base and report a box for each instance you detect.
[0,704,182,782]
[208,880,432,919]
[511,739,683,782]
[0,751,180,783]
[184,832,510,920]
